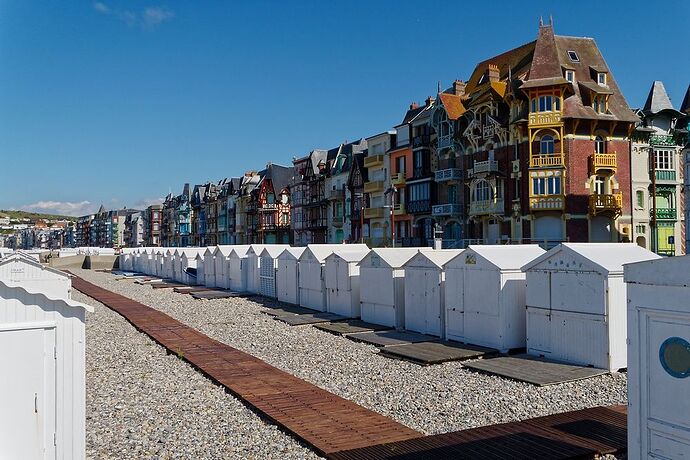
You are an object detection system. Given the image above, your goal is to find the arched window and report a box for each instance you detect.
[473,180,492,202]
[540,135,555,154]
[595,135,606,154]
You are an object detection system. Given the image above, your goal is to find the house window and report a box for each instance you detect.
[539,95,553,112]
[396,156,405,174]
[594,135,606,154]
[540,135,555,154]
[655,149,674,170]
[532,95,560,112]
[532,176,561,196]
[597,73,607,85]
[594,176,606,195]
[593,95,607,113]
[636,224,646,234]
[448,185,458,204]
[636,190,645,209]
[565,70,575,83]
[473,180,491,202]
[567,50,579,62]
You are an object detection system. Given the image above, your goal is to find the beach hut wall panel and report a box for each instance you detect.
[359,248,421,329]
[624,256,690,459]
[0,253,72,300]
[0,279,93,460]
[201,248,216,287]
[324,248,370,317]
[245,245,265,294]
[443,245,545,352]
[118,249,135,272]
[228,246,252,292]
[212,246,236,289]
[298,244,368,311]
[522,243,660,370]
[146,249,159,275]
[258,246,291,299]
[162,250,174,280]
[276,247,306,305]
[403,250,463,337]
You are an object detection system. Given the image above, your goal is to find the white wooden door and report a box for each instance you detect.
[640,314,690,457]
[405,269,427,333]
[0,324,56,460]
[425,271,442,336]
[445,268,464,341]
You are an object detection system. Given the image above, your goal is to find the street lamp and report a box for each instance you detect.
[384,185,398,248]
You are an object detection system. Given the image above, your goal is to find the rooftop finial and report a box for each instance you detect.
[549,14,553,26]
[437,80,441,94]
[539,16,543,26]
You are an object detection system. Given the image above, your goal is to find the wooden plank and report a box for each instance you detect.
[463,354,608,386]
[262,305,319,316]
[327,406,628,460]
[314,320,392,336]
[274,312,348,326]
[70,274,421,456]
[379,341,497,365]
[191,290,253,300]
[347,330,437,347]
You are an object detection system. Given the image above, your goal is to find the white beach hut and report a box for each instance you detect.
[153,248,167,277]
[177,249,204,284]
[118,248,135,272]
[403,249,464,337]
[213,245,236,289]
[247,245,289,295]
[146,248,159,275]
[298,244,368,311]
[522,243,659,370]
[324,247,371,318]
[258,246,291,299]
[0,253,72,300]
[358,248,421,329]
[0,278,93,460]
[228,245,252,292]
[275,247,306,305]
[625,256,690,459]
[163,249,176,280]
[201,247,216,287]
[443,245,545,352]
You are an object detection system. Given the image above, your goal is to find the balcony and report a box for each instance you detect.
[432,204,463,216]
[530,154,564,168]
[364,154,384,169]
[529,195,565,211]
[655,170,677,182]
[328,188,345,200]
[393,203,406,216]
[364,180,384,193]
[589,153,617,172]
[435,168,463,182]
[391,172,406,186]
[589,193,622,216]
[528,111,562,127]
[412,135,430,148]
[437,135,454,150]
[332,216,344,227]
[407,199,431,214]
[654,208,677,220]
[469,199,505,216]
[364,207,384,219]
[468,160,499,177]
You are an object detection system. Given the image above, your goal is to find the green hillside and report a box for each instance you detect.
[0,210,77,222]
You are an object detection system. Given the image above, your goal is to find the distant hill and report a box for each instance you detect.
[0,210,77,222]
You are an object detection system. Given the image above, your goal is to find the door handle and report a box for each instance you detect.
[34,393,38,413]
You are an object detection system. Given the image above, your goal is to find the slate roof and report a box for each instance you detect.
[437,92,466,119]
[642,81,677,115]
[681,85,690,115]
[265,164,293,193]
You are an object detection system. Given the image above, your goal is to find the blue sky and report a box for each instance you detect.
[1,1,688,216]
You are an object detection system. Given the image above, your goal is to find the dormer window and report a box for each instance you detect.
[593,95,607,114]
[597,72,607,86]
[565,70,575,83]
[567,50,579,62]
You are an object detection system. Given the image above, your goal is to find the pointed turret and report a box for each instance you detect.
[642,81,677,115]
[680,84,690,115]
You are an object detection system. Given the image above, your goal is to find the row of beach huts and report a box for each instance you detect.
[0,245,688,458]
[121,242,660,372]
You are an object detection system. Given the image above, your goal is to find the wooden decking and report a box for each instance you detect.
[70,275,421,455]
[328,405,628,460]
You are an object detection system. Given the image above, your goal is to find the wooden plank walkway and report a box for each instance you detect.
[379,341,497,366]
[70,275,421,456]
[328,405,627,460]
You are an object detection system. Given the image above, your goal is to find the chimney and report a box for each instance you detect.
[425,96,435,107]
[487,64,499,83]
[452,80,466,96]
[409,102,419,110]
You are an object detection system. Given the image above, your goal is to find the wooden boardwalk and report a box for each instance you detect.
[70,275,421,456]
[73,274,627,459]
[328,405,627,460]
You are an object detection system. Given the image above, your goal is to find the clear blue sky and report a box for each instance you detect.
[1,1,688,216]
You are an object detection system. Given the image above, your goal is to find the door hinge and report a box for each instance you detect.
[54,433,57,446]
[54,347,57,359]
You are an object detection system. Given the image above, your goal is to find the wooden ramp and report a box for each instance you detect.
[348,330,437,347]
[70,275,421,456]
[274,312,348,326]
[379,341,497,366]
[463,354,609,386]
[315,320,392,336]
[328,405,627,460]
